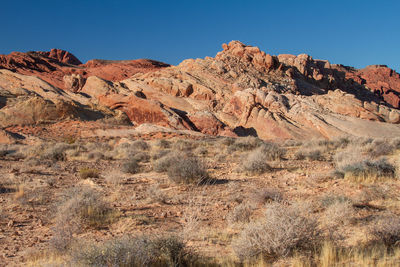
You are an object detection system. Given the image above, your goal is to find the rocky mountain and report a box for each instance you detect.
[1,41,400,140]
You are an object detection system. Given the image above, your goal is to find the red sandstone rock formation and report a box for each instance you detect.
[1,42,400,140]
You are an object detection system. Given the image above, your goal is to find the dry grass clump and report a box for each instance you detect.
[167,156,209,184]
[370,213,400,246]
[79,168,100,179]
[232,202,320,261]
[121,159,140,174]
[69,235,197,267]
[296,242,400,267]
[336,158,396,182]
[240,147,272,174]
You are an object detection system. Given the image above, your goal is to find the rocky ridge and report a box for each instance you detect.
[1,41,400,141]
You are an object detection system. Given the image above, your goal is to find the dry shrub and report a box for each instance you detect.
[364,139,396,157]
[194,146,208,156]
[86,151,104,160]
[232,202,320,261]
[131,139,150,151]
[355,185,392,203]
[122,159,140,174]
[51,186,117,251]
[167,156,209,184]
[228,202,254,224]
[112,140,149,159]
[252,188,283,204]
[370,213,400,246]
[294,147,324,161]
[152,152,183,173]
[69,235,196,267]
[172,139,197,151]
[257,143,286,161]
[240,148,271,174]
[294,138,351,161]
[323,201,354,227]
[147,184,168,204]
[104,171,125,186]
[227,136,263,152]
[320,199,354,241]
[151,149,171,161]
[154,139,171,149]
[320,194,351,208]
[79,168,100,179]
[219,137,235,146]
[40,143,75,161]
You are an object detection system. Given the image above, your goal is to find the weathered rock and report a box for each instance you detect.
[63,74,86,92]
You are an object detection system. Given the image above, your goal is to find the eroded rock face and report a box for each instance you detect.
[1,41,400,140]
[349,65,400,108]
[0,50,169,91]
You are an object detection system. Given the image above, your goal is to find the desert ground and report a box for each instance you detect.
[1,122,400,266]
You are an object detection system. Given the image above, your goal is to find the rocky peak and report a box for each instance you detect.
[38,48,82,65]
[218,41,278,72]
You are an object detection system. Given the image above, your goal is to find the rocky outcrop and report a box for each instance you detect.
[1,41,400,140]
[0,50,169,91]
[347,65,400,108]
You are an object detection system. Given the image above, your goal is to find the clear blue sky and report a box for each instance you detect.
[2,0,400,71]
